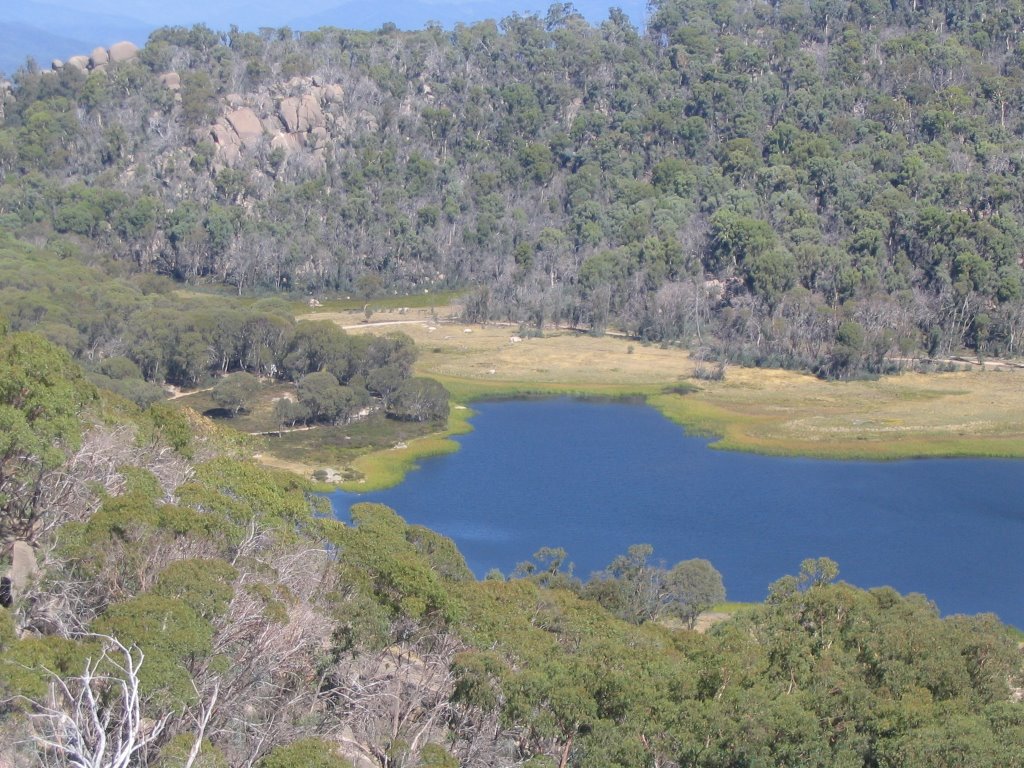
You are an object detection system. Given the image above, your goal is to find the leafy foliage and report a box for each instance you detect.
[1,12,1023,765]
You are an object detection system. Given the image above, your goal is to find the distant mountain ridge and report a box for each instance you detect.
[0,0,648,77]
[0,23,92,76]
[0,0,152,76]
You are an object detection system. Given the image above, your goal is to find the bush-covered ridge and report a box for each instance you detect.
[2,0,1024,375]
[0,330,1021,767]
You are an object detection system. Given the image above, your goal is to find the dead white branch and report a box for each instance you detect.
[26,634,172,768]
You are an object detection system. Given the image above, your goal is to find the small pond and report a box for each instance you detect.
[330,398,1024,628]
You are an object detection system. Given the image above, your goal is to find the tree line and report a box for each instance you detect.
[0,232,448,425]
[2,0,1024,374]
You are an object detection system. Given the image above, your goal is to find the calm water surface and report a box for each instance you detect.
[329,398,1024,627]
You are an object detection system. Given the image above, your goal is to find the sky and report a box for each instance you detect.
[0,0,650,76]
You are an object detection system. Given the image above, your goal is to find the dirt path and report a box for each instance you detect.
[248,425,316,436]
[692,612,733,633]
[887,355,1024,370]
[340,319,434,330]
[165,386,214,400]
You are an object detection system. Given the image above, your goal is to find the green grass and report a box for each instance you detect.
[269,412,443,468]
[646,390,1024,461]
[171,379,456,486]
[434,375,677,404]
[170,381,295,434]
[710,601,756,614]
[339,405,475,491]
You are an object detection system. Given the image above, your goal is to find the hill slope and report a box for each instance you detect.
[1,0,1024,379]
[0,325,1021,767]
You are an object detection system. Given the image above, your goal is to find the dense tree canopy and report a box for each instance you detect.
[0,5,1023,765]
[3,0,1024,374]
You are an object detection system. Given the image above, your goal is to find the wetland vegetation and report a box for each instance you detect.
[287,305,1024,487]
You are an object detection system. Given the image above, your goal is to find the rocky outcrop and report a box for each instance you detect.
[211,108,271,166]
[202,75,347,167]
[159,72,181,90]
[322,83,344,103]
[90,46,109,68]
[1,541,38,607]
[211,121,243,166]
[54,42,139,74]
[279,94,324,134]
[226,108,264,148]
[108,41,139,63]
[270,132,302,154]
[310,125,330,150]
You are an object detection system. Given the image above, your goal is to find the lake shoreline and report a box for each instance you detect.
[329,398,1024,627]
[244,312,1024,488]
[333,379,1024,492]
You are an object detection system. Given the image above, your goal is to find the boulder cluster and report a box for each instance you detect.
[51,41,140,73]
[206,75,354,167]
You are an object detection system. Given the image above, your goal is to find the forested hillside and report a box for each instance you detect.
[2,4,1023,764]
[2,0,1024,376]
[1,329,1022,767]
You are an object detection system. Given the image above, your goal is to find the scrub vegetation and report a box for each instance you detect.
[1,329,1022,768]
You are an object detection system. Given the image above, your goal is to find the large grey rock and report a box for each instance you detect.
[310,125,330,150]
[211,121,242,166]
[321,83,344,103]
[226,107,264,148]
[262,115,285,134]
[66,55,90,72]
[90,47,109,68]
[9,541,37,600]
[270,132,302,154]
[278,94,324,133]
[51,59,64,70]
[159,71,181,90]
[108,41,139,63]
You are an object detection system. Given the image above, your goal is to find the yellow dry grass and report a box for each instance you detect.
[653,364,1024,459]
[270,308,1024,486]
[303,308,696,389]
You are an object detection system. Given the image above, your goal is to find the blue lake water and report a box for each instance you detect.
[329,398,1024,628]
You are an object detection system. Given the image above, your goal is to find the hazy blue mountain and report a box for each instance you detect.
[0,0,648,78]
[0,1,152,75]
[0,23,91,76]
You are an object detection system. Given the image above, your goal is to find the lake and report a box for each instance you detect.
[329,398,1024,628]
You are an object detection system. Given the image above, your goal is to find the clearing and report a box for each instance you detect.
[174,303,1024,485]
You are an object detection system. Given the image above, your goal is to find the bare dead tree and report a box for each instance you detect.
[25,635,172,768]
[192,546,338,765]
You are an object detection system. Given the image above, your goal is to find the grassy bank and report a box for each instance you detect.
[338,404,475,492]
[648,365,1024,460]
[179,308,1024,488]
[327,315,1024,486]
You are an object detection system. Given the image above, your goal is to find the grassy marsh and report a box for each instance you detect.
[181,304,1024,486]
[339,311,1024,459]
